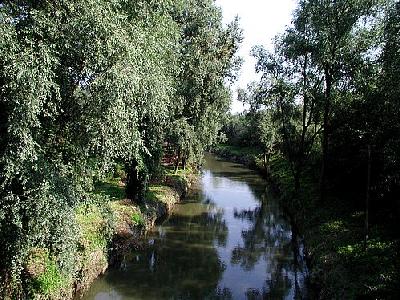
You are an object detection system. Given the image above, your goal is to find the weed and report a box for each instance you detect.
[27,249,66,296]
[130,212,144,226]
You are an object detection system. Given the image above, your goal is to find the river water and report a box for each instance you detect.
[82,154,307,299]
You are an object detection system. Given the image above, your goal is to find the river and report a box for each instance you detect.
[82,153,308,299]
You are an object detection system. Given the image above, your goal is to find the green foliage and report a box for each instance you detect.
[165,0,243,171]
[320,220,346,234]
[27,249,66,297]
[0,0,240,297]
[94,180,125,201]
[222,112,261,148]
[130,212,145,227]
[215,144,260,158]
[219,0,400,298]
[113,164,126,181]
[32,259,64,296]
[75,200,114,252]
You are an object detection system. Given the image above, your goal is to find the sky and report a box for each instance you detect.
[214,0,297,113]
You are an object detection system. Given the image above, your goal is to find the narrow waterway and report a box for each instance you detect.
[82,154,307,299]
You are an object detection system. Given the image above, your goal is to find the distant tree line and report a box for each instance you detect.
[0,0,241,296]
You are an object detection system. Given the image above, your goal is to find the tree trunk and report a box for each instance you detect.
[295,54,308,199]
[182,154,186,171]
[320,65,332,202]
[126,160,139,201]
[126,159,147,203]
[365,144,371,250]
[294,169,301,196]
[263,151,267,169]
[174,147,181,174]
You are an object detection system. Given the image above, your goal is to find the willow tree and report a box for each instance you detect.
[168,0,243,170]
[0,0,242,296]
[118,0,181,202]
[0,0,178,296]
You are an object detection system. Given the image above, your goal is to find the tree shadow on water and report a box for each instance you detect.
[231,196,307,299]
[102,209,232,299]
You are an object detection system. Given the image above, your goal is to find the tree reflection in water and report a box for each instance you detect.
[81,155,307,300]
[228,189,306,299]
[206,155,307,299]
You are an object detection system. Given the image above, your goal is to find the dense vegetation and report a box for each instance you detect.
[221,0,400,298]
[1,0,400,298]
[0,0,241,298]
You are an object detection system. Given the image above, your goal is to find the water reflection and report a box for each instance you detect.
[81,154,307,300]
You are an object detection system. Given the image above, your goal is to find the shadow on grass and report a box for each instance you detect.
[95,181,125,201]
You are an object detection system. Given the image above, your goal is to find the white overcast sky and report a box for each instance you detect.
[215,0,297,113]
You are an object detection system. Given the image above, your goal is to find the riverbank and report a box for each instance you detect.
[212,144,400,299]
[25,168,197,300]
[80,152,307,299]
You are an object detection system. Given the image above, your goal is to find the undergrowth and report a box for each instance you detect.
[26,248,67,297]
[19,164,189,299]
[214,144,400,299]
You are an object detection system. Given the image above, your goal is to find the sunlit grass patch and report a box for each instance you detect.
[75,203,111,251]
[26,248,67,296]
[147,185,177,205]
[131,211,145,226]
[109,199,144,234]
[320,220,347,234]
[165,165,194,178]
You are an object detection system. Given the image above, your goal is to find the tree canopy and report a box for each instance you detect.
[0,0,242,297]
[221,0,400,296]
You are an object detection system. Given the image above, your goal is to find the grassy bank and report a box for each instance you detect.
[212,144,261,168]
[25,167,197,300]
[213,144,400,299]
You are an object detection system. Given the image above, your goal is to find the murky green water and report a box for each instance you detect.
[82,154,307,299]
